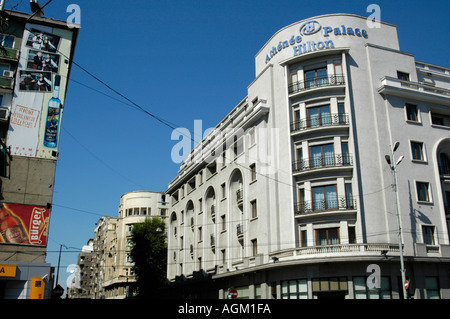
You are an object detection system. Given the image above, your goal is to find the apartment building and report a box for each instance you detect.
[0,8,78,299]
[165,13,450,299]
[81,191,168,299]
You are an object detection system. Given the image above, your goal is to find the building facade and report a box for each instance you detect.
[73,190,168,299]
[0,8,78,299]
[165,14,450,299]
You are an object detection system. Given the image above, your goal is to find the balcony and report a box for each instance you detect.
[210,234,215,249]
[378,76,450,105]
[288,75,345,95]
[0,76,13,90]
[236,188,243,206]
[292,154,352,174]
[291,113,349,133]
[294,197,357,216]
[0,47,19,61]
[236,224,244,240]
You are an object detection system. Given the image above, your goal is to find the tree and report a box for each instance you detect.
[130,217,167,298]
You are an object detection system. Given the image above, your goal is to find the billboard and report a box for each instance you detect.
[0,203,50,246]
[7,23,73,159]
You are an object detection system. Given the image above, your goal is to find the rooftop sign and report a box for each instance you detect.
[265,19,369,63]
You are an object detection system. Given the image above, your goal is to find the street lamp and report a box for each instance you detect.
[385,141,407,299]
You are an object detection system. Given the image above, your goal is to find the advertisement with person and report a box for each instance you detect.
[7,23,72,159]
[0,202,50,246]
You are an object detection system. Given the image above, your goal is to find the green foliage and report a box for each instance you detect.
[129,217,167,298]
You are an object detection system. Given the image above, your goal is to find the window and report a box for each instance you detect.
[251,200,257,218]
[411,141,424,161]
[221,249,226,264]
[310,143,334,168]
[439,153,450,175]
[199,170,203,184]
[345,183,354,209]
[397,71,409,81]
[300,230,307,247]
[221,183,226,199]
[251,239,258,256]
[0,34,14,48]
[198,227,202,242]
[425,277,440,299]
[221,215,226,231]
[405,103,419,122]
[422,225,435,245]
[348,226,356,244]
[250,163,256,181]
[305,66,327,88]
[307,105,331,128]
[312,185,337,211]
[316,228,339,246]
[233,136,243,158]
[222,151,226,168]
[353,276,392,299]
[249,128,256,146]
[281,279,308,299]
[416,182,430,202]
[199,198,203,213]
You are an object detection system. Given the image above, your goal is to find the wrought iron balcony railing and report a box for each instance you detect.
[292,154,352,173]
[288,75,345,94]
[294,197,357,215]
[291,113,349,132]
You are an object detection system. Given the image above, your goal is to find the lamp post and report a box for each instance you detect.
[385,141,407,299]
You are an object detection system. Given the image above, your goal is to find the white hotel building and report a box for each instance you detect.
[165,14,450,299]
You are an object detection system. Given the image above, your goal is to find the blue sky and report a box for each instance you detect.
[5,0,449,293]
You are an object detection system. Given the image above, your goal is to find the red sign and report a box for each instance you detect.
[0,203,50,246]
[404,280,409,290]
[228,288,238,299]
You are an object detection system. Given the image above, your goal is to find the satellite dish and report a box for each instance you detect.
[30,0,44,17]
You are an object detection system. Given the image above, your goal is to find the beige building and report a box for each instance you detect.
[77,190,168,299]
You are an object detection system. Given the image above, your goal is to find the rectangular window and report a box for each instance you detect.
[307,105,331,128]
[251,239,258,256]
[250,163,256,181]
[411,141,424,161]
[305,67,327,88]
[199,198,203,213]
[281,279,308,299]
[416,182,430,202]
[198,227,202,242]
[221,183,226,199]
[221,249,226,264]
[249,128,256,146]
[353,276,392,299]
[425,277,440,299]
[405,103,419,122]
[397,71,410,81]
[345,183,354,209]
[251,200,257,218]
[422,225,435,245]
[221,215,226,231]
[301,230,307,247]
[312,185,337,211]
[348,226,356,244]
[316,228,340,246]
[310,143,334,168]
[0,34,15,48]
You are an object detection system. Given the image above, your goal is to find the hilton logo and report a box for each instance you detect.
[299,20,321,36]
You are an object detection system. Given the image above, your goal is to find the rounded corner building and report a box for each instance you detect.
[165,13,450,299]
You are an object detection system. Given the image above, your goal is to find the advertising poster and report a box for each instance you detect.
[7,23,72,159]
[0,202,50,246]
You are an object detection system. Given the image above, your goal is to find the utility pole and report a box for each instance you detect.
[385,141,407,298]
